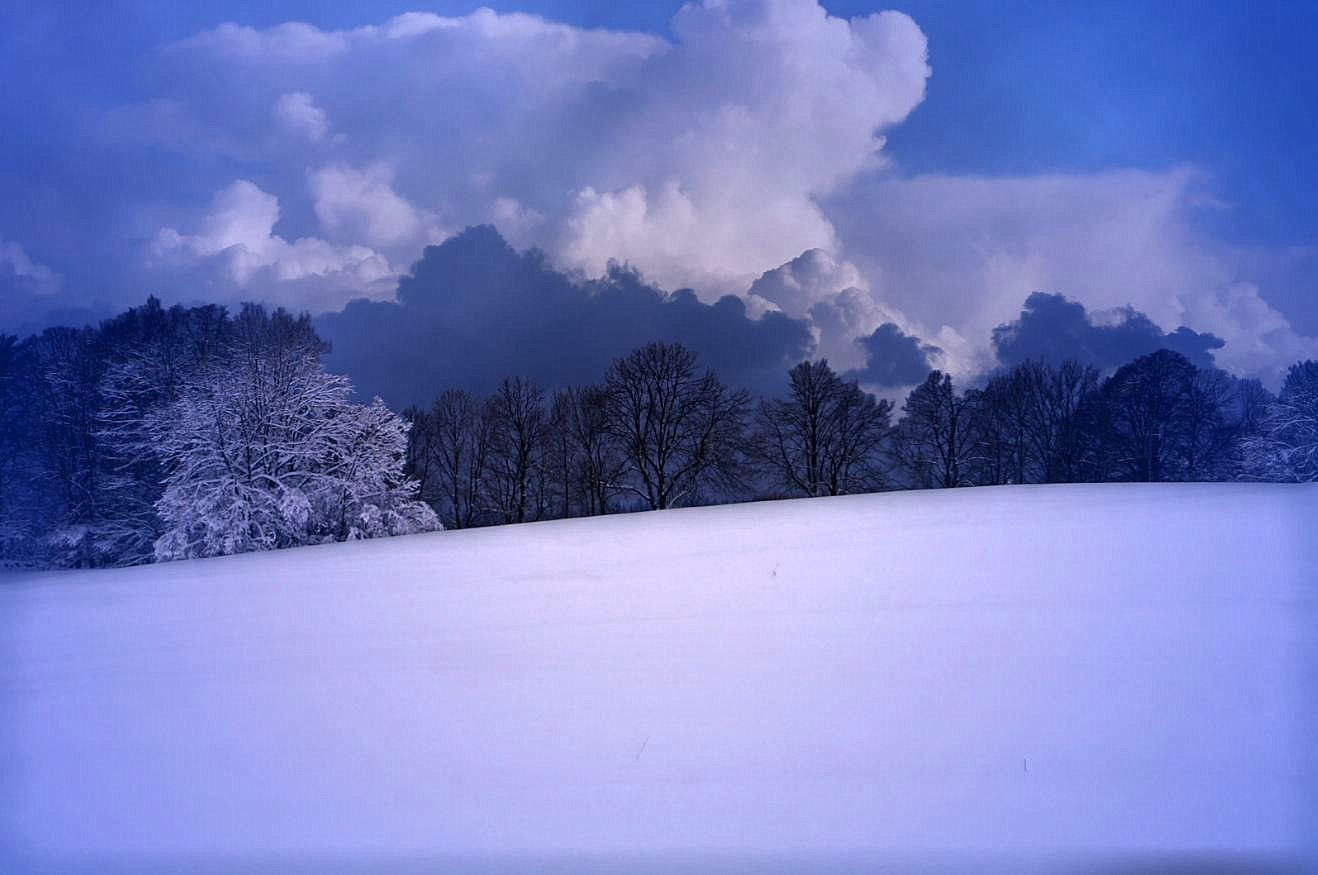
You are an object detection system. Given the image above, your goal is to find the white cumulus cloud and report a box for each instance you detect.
[144,0,928,299]
[123,1,1314,384]
[0,236,61,296]
[151,180,395,311]
[308,164,445,250]
[273,92,330,142]
[825,167,1318,385]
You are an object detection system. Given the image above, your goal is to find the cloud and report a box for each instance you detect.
[747,248,921,373]
[0,238,109,337]
[0,237,60,298]
[845,323,941,389]
[175,21,350,62]
[273,92,330,142]
[992,292,1224,371]
[1177,281,1318,385]
[747,248,866,320]
[10,1,1313,389]
[150,180,396,311]
[549,2,929,294]
[0,235,60,331]
[825,167,1318,386]
[308,164,444,250]
[129,0,927,303]
[487,197,546,246]
[316,226,814,406]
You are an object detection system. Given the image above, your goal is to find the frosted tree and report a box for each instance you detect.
[95,299,229,565]
[3,301,233,567]
[149,305,437,561]
[1246,360,1318,482]
[319,396,441,540]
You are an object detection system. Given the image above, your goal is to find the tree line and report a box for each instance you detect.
[402,341,1316,530]
[1,297,1315,566]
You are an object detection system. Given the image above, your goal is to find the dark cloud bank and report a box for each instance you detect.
[317,231,1228,407]
[317,226,814,407]
[992,291,1224,371]
[846,323,942,388]
[6,226,1226,406]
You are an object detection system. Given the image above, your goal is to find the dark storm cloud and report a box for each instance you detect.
[843,323,941,388]
[992,292,1224,371]
[316,226,814,406]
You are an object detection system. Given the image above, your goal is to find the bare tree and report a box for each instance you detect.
[1093,350,1198,482]
[543,390,576,519]
[547,385,625,517]
[822,378,893,495]
[1180,367,1239,480]
[603,342,750,510]
[892,370,977,488]
[966,368,1031,486]
[755,360,836,498]
[1026,359,1101,483]
[485,377,547,524]
[421,389,492,529]
[968,359,1100,485]
[755,360,891,497]
[0,336,40,559]
[28,326,110,565]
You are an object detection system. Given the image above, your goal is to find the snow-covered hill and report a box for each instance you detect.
[3,484,1316,873]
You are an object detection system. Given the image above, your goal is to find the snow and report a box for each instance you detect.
[3,484,1316,873]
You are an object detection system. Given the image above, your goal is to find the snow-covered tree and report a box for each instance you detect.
[95,299,229,565]
[148,305,437,561]
[1246,360,1318,482]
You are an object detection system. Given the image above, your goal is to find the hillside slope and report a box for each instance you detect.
[3,484,1317,873]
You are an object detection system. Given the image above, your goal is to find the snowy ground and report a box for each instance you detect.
[2,484,1316,873]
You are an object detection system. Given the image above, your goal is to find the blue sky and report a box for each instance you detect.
[889,1,1318,245]
[2,0,1315,383]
